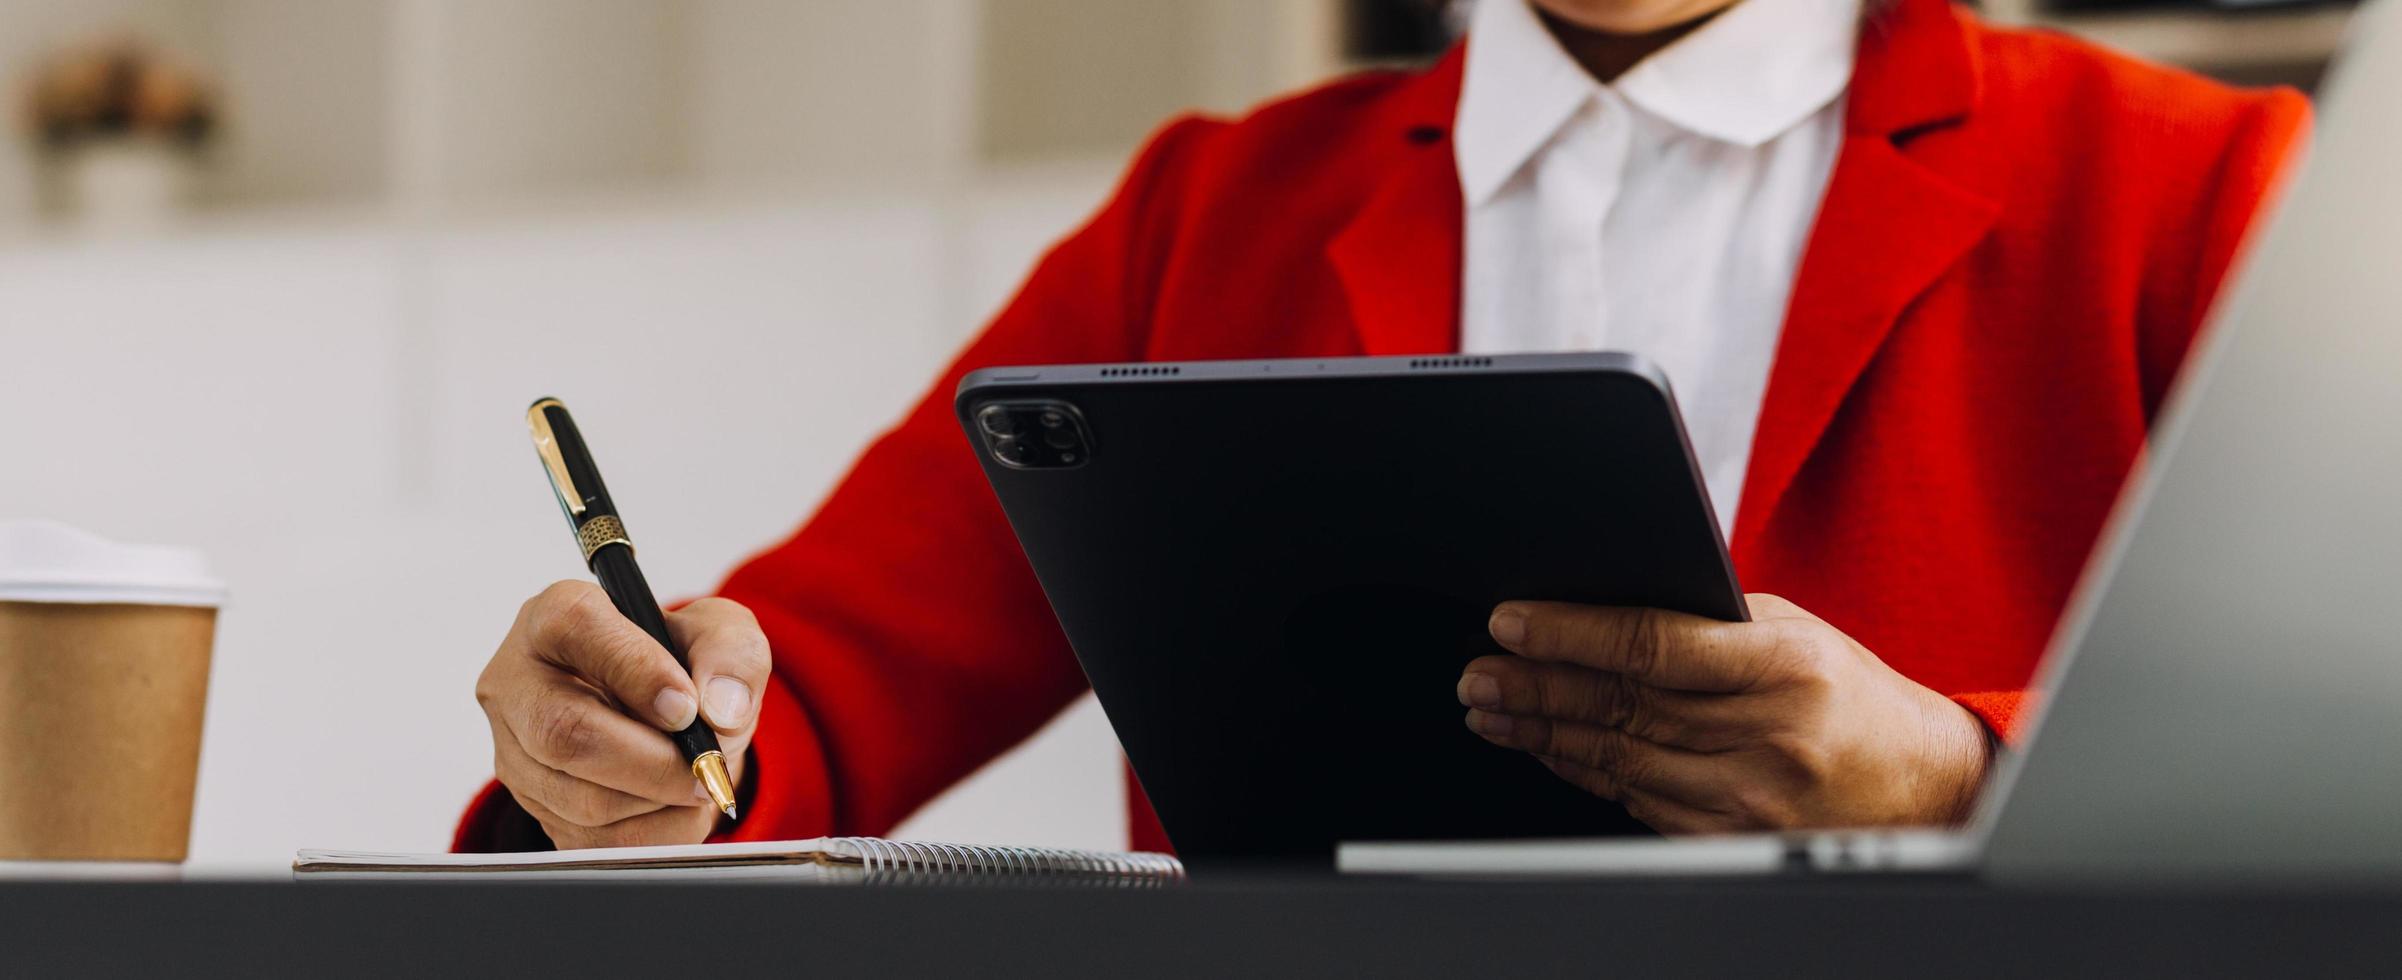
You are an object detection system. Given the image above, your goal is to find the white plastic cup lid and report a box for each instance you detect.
[0,520,226,608]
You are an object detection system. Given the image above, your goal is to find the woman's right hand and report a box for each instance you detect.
[475,582,770,849]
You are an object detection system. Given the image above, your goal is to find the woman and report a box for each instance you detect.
[459,0,2305,851]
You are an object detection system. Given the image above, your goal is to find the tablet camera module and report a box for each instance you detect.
[978,401,1089,469]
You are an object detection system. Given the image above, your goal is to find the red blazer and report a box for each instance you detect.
[458,0,2305,854]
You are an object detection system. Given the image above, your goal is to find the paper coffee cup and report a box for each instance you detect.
[0,521,223,862]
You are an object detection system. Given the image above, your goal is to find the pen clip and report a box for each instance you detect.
[527,398,587,517]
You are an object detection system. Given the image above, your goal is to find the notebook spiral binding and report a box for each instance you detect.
[832,838,1186,887]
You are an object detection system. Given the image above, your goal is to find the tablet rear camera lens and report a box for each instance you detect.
[979,407,1017,436]
[979,401,1084,468]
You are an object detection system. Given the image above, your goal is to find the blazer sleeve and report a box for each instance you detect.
[454,116,1216,851]
[1947,88,2310,746]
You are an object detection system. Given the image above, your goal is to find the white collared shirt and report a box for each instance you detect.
[1454,0,1858,533]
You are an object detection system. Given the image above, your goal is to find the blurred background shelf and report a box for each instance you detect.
[0,0,1348,228]
[1984,0,2356,87]
[1,0,2350,232]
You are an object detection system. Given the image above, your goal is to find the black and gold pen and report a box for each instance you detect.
[526,397,739,820]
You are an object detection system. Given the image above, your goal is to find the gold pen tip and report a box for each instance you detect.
[692,750,739,820]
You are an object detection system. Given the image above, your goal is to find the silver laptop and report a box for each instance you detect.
[1343,0,2402,884]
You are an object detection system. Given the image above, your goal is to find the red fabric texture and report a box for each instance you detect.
[455,0,2306,851]
[451,781,509,853]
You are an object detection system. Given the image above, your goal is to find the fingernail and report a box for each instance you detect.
[1458,672,1502,710]
[654,688,698,729]
[694,779,714,802]
[704,676,752,728]
[1489,607,1526,647]
[1466,709,1514,739]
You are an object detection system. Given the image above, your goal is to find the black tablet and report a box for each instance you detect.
[956,353,1746,867]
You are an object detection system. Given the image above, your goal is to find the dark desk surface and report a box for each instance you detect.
[10,873,2401,977]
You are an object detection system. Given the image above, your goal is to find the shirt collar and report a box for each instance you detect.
[1454,0,1860,205]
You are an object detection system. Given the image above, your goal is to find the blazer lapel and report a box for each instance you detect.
[1729,0,2000,557]
[1321,6,1999,559]
[1330,50,1467,356]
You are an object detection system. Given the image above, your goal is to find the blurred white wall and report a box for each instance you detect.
[0,172,1136,872]
[685,0,981,188]
[976,0,1336,162]
[203,0,391,209]
[425,0,685,198]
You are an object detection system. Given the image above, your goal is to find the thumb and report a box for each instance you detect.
[667,597,771,735]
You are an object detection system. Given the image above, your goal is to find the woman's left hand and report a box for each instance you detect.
[1457,594,1994,833]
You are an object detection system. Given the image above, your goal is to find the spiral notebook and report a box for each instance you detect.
[294,838,1185,885]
